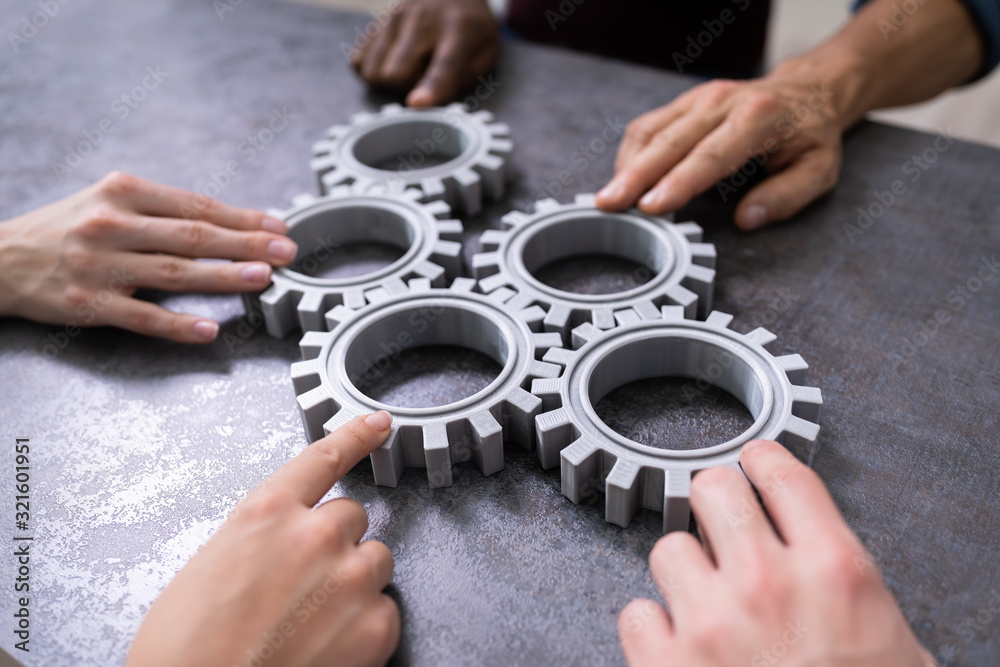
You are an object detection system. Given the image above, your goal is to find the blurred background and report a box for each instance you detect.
[290,0,1000,148]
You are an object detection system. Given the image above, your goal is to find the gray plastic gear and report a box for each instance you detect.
[290,279,564,488]
[311,103,512,216]
[254,185,464,338]
[530,307,823,533]
[471,194,717,345]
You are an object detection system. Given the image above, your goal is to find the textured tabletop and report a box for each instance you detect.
[1,1,999,665]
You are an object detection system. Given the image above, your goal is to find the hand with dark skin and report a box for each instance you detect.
[620,440,934,666]
[0,172,297,343]
[349,0,500,107]
[597,0,984,230]
[127,412,400,667]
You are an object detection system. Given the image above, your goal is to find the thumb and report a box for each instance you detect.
[735,148,840,230]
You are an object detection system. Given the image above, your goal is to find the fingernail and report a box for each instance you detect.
[744,204,769,229]
[261,216,287,234]
[407,89,431,107]
[268,239,298,262]
[597,181,622,202]
[639,188,666,210]
[364,410,392,431]
[240,263,271,284]
[193,320,219,341]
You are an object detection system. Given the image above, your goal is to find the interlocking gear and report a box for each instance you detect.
[311,103,512,216]
[530,307,823,533]
[255,185,463,338]
[471,194,717,344]
[290,279,564,488]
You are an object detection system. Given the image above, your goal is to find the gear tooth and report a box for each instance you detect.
[322,405,363,436]
[407,277,432,292]
[350,110,376,124]
[486,286,516,304]
[364,286,392,304]
[592,307,615,330]
[570,321,602,349]
[399,187,422,201]
[543,304,572,341]
[477,272,509,294]
[432,240,463,276]
[705,311,734,329]
[500,210,530,228]
[529,360,561,380]
[504,292,534,312]
[634,300,660,321]
[574,192,597,207]
[323,123,351,139]
[324,304,357,331]
[414,260,447,286]
[296,386,336,442]
[436,219,464,240]
[776,353,809,385]
[542,347,575,367]
[453,168,482,216]
[290,359,323,394]
[471,251,501,279]
[422,423,452,488]
[673,221,704,242]
[341,288,366,310]
[266,207,286,219]
[689,242,717,269]
[478,229,508,251]
[614,308,641,327]
[663,470,693,533]
[519,305,546,331]
[791,385,823,424]
[380,102,404,114]
[259,284,300,338]
[383,277,408,295]
[665,284,698,319]
[296,291,329,333]
[309,153,335,176]
[660,305,687,321]
[446,102,467,113]
[420,177,446,200]
[473,153,506,200]
[469,411,504,476]
[371,426,404,487]
[299,330,330,360]
[530,377,562,412]
[535,407,575,469]
[605,458,642,528]
[683,264,716,317]
[320,171,343,194]
[489,137,513,153]
[488,121,511,136]
[533,197,561,212]
[777,415,821,465]
[449,277,477,292]
[746,326,777,349]
[291,193,317,208]
[560,437,602,503]
[471,109,495,123]
[329,184,354,198]
[532,332,563,354]
[505,386,542,450]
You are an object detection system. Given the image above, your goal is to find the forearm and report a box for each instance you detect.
[772,0,984,130]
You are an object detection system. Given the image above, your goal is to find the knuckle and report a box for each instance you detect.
[61,284,93,312]
[74,206,128,240]
[741,90,783,118]
[688,616,727,648]
[157,258,187,286]
[814,543,870,590]
[237,488,294,523]
[691,141,727,166]
[312,436,347,476]
[692,465,738,492]
[701,79,739,103]
[97,171,139,197]
[182,222,212,250]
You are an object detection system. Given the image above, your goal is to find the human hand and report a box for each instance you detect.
[126,411,399,667]
[596,68,845,231]
[349,0,500,107]
[619,440,934,666]
[0,171,298,343]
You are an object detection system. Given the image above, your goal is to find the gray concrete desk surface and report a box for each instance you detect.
[1,1,999,665]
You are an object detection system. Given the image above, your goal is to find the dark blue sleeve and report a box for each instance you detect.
[855,0,1000,79]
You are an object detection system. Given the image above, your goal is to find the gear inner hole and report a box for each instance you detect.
[286,205,413,279]
[352,120,470,171]
[522,215,669,295]
[588,337,762,451]
[344,306,510,409]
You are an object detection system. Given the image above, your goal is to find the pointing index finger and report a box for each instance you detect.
[270,412,393,507]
